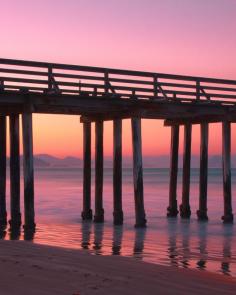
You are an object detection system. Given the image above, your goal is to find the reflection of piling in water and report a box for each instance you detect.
[221,226,233,276]
[81,221,92,250]
[112,226,123,255]
[196,223,208,270]
[133,228,146,259]
[181,221,190,268]
[167,220,179,267]
[93,223,104,254]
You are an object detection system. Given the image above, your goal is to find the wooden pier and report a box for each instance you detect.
[0,58,235,230]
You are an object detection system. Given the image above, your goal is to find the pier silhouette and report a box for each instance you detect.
[0,58,235,230]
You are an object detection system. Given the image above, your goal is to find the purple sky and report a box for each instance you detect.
[1,0,236,77]
[1,0,236,156]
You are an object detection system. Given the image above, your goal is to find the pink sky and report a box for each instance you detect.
[1,0,236,157]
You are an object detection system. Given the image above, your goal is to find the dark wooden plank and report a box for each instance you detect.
[180,123,192,218]
[197,123,209,221]
[163,82,236,94]
[81,122,92,220]
[0,68,48,76]
[9,114,21,228]
[158,89,236,99]
[131,118,146,227]
[22,112,35,230]
[164,116,229,126]
[113,119,123,225]
[109,77,153,85]
[1,76,48,85]
[0,116,7,227]
[94,121,104,223]
[222,121,233,223]
[167,125,179,217]
[3,85,47,92]
[201,85,236,92]
[55,73,104,82]
[160,82,196,89]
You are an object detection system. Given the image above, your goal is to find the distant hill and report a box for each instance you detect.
[6,154,236,168]
[35,154,83,167]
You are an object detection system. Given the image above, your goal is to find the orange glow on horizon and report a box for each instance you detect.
[5,115,235,158]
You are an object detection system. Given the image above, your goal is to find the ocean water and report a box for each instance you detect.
[2,167,236,277]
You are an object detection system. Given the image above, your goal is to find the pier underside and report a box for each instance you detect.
[1,91,236,124]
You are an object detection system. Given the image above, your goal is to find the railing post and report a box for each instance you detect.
[104,71,109,95]
[0,116,7,228]
[113,119,123,225]
[197,123,209,221]
[48,66,53,91]
[9,114,21,229]
[94,121,104,223]
[167,124,179,217]
[153,75,158,98]
[180,123,192,218]
[222,121,233,223]
[0,79,4,92]
[196,80,200,100]
[82,122,92,220]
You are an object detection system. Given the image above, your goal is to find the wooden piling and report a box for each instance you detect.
[94,121,104,223]
[0,116,7,227]
[9,114,21,228]
[167,125,179,217]
[131,118,146,227]
[81,122,92,220]
[197,123,209,221]
[113,119,123,225]
[180,123,192,218]
[222,121,233,223]
[22,112,35,230]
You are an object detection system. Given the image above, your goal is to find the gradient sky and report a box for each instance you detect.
[1,0,236,157]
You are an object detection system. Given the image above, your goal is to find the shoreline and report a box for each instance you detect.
[0,240,235,295]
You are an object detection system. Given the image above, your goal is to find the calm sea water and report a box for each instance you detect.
[2,168,236,277]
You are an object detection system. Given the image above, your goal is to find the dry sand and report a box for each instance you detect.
[0,240,235,295]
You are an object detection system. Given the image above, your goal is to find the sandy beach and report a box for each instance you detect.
[0,240,235,295]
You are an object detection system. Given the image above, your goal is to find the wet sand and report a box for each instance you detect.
[0,240,235,295]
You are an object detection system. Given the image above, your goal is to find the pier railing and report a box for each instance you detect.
[0,58,236,104]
